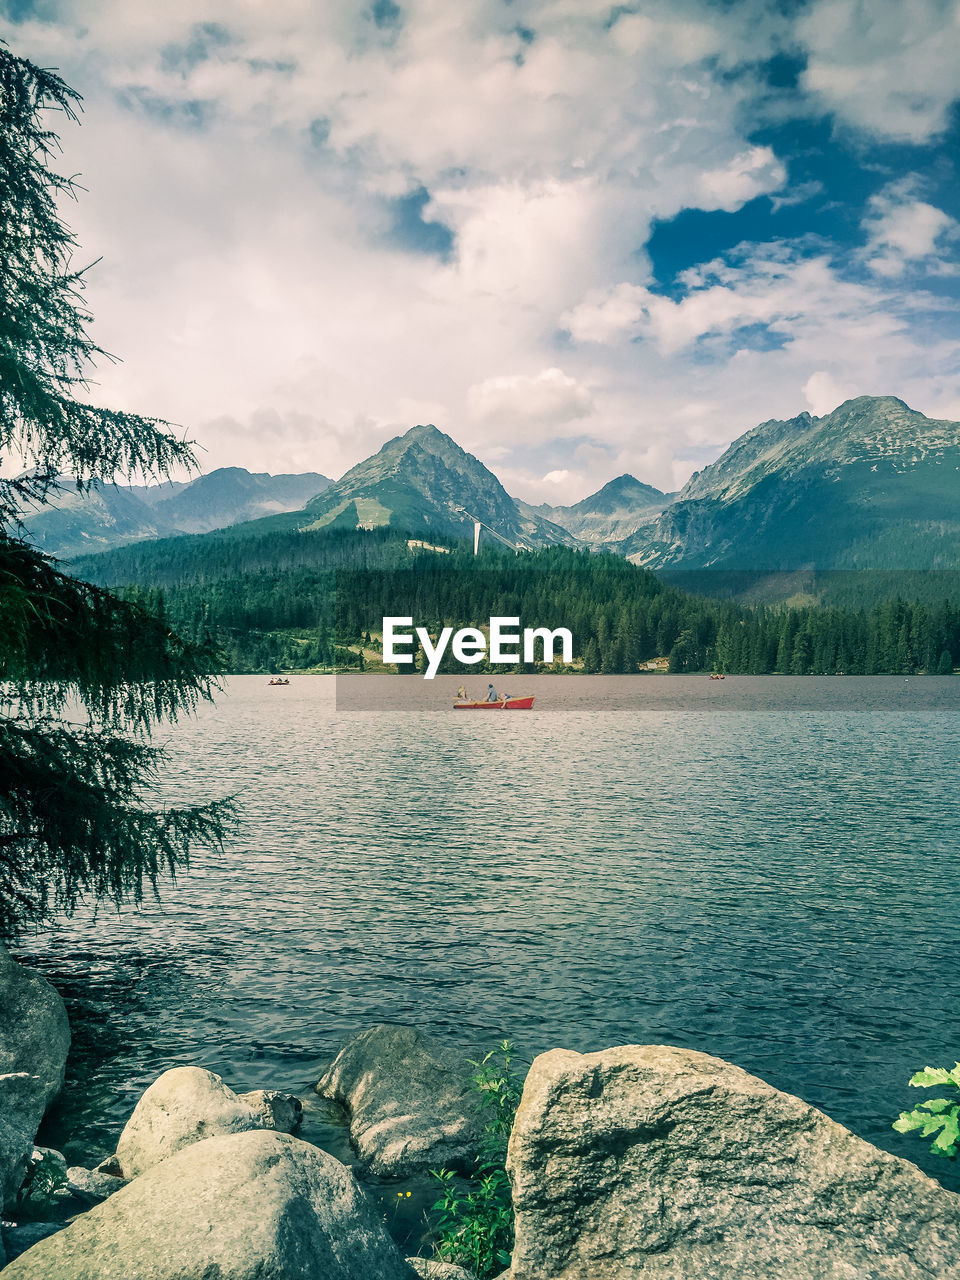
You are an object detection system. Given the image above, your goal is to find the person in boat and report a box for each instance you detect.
[486,683,500,701]
[457,685,468,701]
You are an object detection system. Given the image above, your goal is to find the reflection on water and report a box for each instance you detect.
[16,674,960,1193]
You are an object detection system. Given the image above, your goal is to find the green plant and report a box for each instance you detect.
[893,1064,960,1158]
[16,1151,68,1220]
[428,1040,525,1279]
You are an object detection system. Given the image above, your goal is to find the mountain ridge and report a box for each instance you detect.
[17,467,332,559]
[531,473,675,544]
[621,396,960,570]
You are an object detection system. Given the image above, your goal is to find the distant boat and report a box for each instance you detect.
[268,677,290,686]
[454,696,534,710]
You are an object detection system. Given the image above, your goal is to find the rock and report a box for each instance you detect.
[66,1165,127,1203]
[1,1220,67,1265]
[238,1087,303,1132]
[2,1129,417,1280]
[407,1259,475,1280]
[93,1154,124,1177]
[116,1065,280,1177]
[506,1044,960,1280]
[317,1025,483,1176]
[0,944,70,1209]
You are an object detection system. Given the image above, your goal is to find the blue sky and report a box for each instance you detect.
[2,0,959,500]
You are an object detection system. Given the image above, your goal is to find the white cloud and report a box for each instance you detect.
[803,371,861,417]
[467,368,594,431]
[1,0,959,504]
[541,469,571,485]
[696,146,786,213]
[563,251,911,357]
[797,0,960,142]
[862,177,959,277]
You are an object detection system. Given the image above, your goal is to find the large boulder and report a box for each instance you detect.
[506,1045,960,1280]
[116,1065,300,1177]
[316,1025,483,1176]
[3,1129,417,1279]
[0,943,70,1209]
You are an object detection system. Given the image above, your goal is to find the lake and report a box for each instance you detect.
[16,673,960,1208]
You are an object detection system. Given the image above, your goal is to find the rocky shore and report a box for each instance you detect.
[3,945,960,1277]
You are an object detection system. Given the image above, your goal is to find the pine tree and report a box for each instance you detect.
[0,44,233,939]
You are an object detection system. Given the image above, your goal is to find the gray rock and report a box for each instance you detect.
[66,1165,127,1203]
[0,944,70,1209]
[116,1065,276,1177]
[407,1259,475,1280]
[1,1220,67,1265]
[2,1129,417,1279]
[238,1087,303,1132]
[506,1044,960,1280]
[317,1024,483,1176]
[93,1154,124,1177]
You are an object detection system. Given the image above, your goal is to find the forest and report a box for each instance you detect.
[72,525,960,676]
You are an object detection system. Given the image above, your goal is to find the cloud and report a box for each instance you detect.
[797,0,960,142]
[803,371,861,417]
[695,146,786,213]
[861,177,959,277]
[1,0,959,505]
[467,368,594,431]
[541,469,571,484]
[562,250,913,357]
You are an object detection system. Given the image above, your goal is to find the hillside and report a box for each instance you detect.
[75,525,960,678]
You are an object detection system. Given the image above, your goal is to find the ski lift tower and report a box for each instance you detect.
[459,508,530,556]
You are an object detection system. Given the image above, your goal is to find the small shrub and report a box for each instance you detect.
[428,1040,525,1279]
[16,1150,68,1220]
[893,1063,960,1158]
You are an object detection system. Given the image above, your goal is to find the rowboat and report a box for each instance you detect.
[454,696,534,710]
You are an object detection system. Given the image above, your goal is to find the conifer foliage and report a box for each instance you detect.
[0,44,232,939]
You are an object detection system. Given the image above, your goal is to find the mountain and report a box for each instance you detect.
[18,467,332,559]
[150,468,330,534]
[300,423,578,548]
[620,397,960,570]
[529,474,675,544]
[17,481,182,560]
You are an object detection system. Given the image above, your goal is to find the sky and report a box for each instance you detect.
[2,0,960,502]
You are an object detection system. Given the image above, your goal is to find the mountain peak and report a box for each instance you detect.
[386,422,455,450]
[302,422,578,548]
[823,395,916,423]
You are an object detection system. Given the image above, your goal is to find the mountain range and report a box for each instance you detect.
[622,396,960,570]
[18,467,331,559]
[19,396,960,570]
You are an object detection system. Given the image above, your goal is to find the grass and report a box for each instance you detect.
[426,1041,526,1280]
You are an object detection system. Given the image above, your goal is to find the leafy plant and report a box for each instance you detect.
[427,1040,525,1280]
[893,1064,960,1158]
[16,1150,68,1220]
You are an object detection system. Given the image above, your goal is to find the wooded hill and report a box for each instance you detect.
[73,526,960,676]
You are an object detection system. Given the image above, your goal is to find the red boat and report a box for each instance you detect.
[454,696,535,710]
